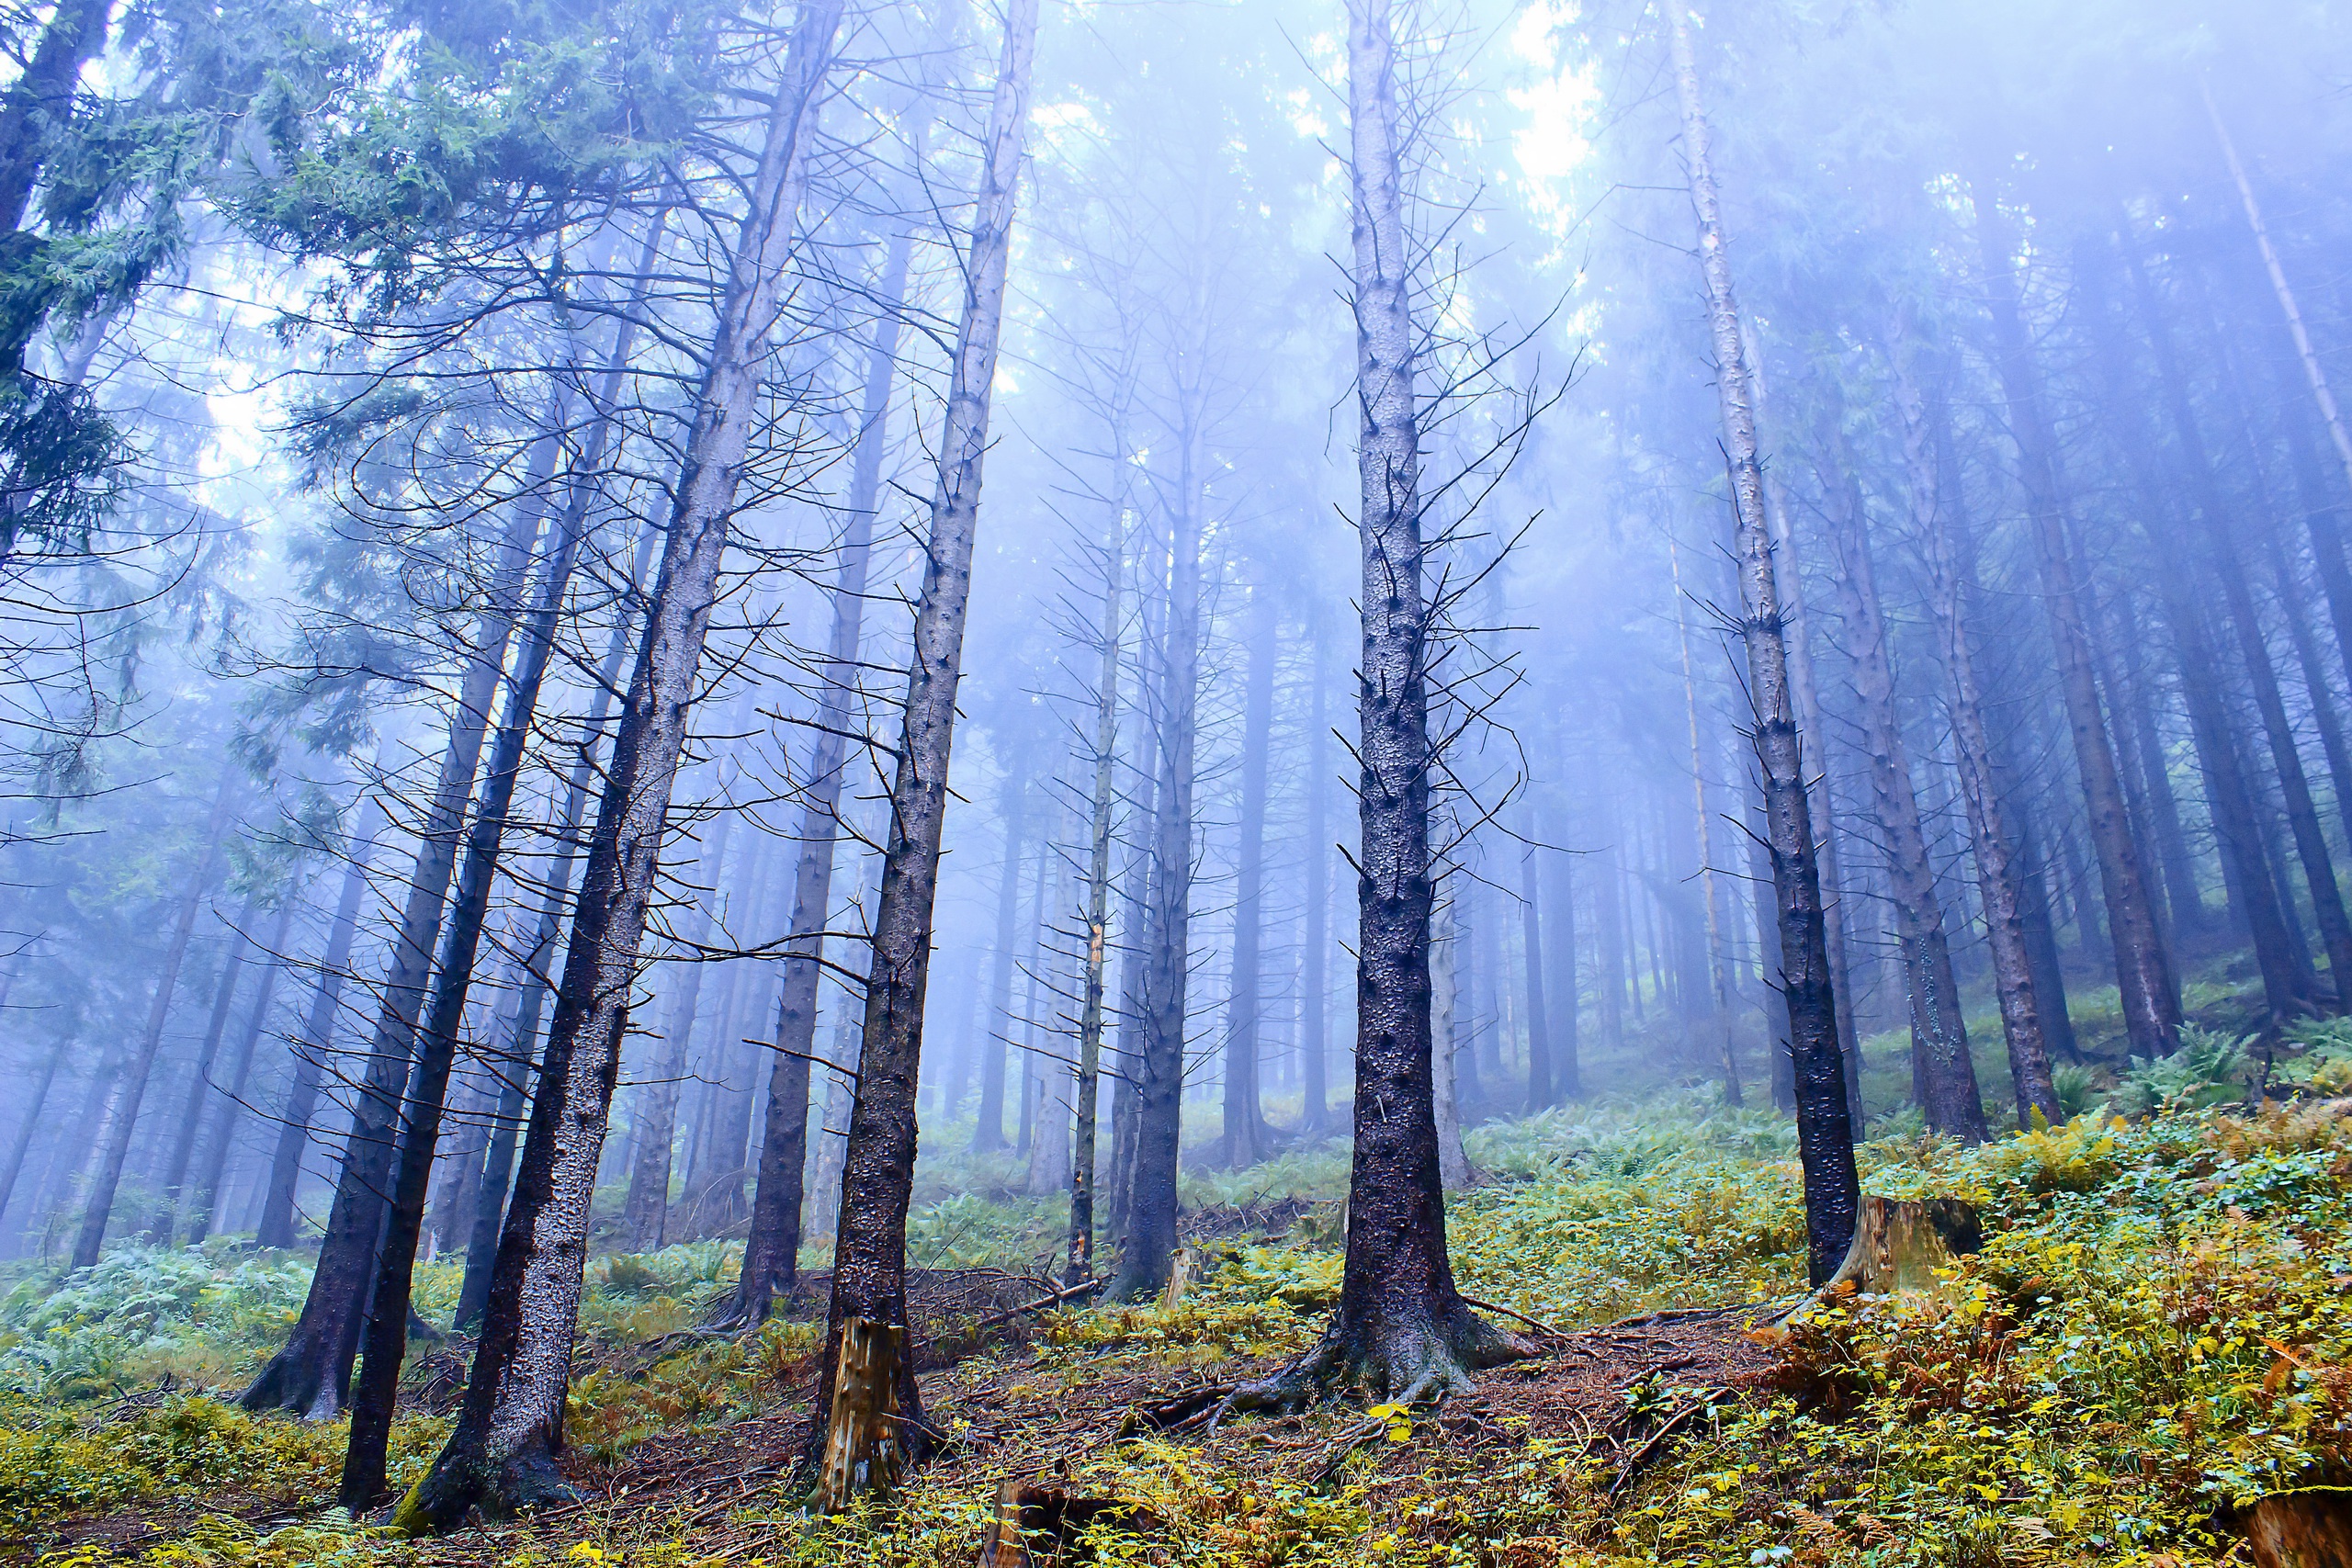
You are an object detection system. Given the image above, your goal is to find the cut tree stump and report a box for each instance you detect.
[1819,1196,1983,1299]
[817,1317,906,1512]
[978,1479,1151,1567]
[2245,1493,2352,1568]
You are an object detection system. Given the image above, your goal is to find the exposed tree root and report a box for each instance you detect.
[392,1436,578,1535]
[1214,1302,1536,1427]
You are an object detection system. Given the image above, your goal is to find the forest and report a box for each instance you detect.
[0,0,2346,1563]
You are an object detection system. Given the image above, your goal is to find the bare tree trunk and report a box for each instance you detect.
[1968,173,2180,1058]
[152,898,258,1239]
[0,1028,66,1229]
[1068,503,1124,1285]
[1218,584,1279,1167]
[1671,5,1857,1282]
[398,6,845,1529]
[256,798,383,1251]
[1301,606,1333,1130]
[1541,788,1580,1101]
[1668,536,1738,1108]
[187,900,298,1242]
[74,771,238,1269]
[622,816,732,1254]
[802,0,1038,1506]
[717,228,914,1327]
[1817,406,1984,1140]
[973,775,1028,1156]
[1905,365,2060,1127]
[1430,900,1473,1191]
[241,430,553,1418]
[1227,0,1523,1416]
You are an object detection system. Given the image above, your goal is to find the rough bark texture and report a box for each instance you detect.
[74,773,236,1269]
[256,800,382,1252]
[242,448,549,1419]
[1226,0,1521,1417]
[1817,410,1984,1141]
[398,6,842,1529]
[1672,5,1858,1282]
[1969,174,2181,1057]
[719,223,910,1329]
[801,0,1038,1500]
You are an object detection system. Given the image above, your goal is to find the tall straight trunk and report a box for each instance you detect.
[1671,6,1856,1281]
[1105,577,1166,1248]
[153,898,258,1239]
[1668,536,1736,1107]
[400,6,845,1529]
[187,900,299,1243]
[973,773,1028,1154]
[242,434,552,1419]
[1902,355,2060,1126]
[621,814,732,1253]
[1596,809,1627,1048]
[345,267,644,1501]
[1302,608,1333,1129]
[1541,798,1581,1101]
[1430,900,1473,1191]
[805,0,1038,1506]
[2127,244,2352,994]
[2265,530,2352,857]
[721,226,915,1328]
[1024,854,1077,1197]
[0,1029,67,1228]
[1068,502,1124,1285]
[1218,585,1279,1166]
[1817,409,1984,1140]
[2257,299,2352,692]
[257,798,384,1251]
[2207,83,2352,515]
[1968,174,2180,1058]
[2111,588,2206,936]
[1226,0,1520,1411]
[74,772,237,1269]
[1012,840,1049,1163]
[1106,468,1199,1304]
[1519,809,1554,1112]
[456,527,656,1330]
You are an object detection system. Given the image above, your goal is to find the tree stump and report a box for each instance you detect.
[2245,1494,2352,1568]
[1159,1247,1197,1309]
[978,1478,1150,1567]
[817,1317,906,1512]
[1820,1196,1982,1298]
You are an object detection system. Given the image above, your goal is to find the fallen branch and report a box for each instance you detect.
[1608,1400,1710,1500]
[1462,1294,1576,1340]
[969,1276,1106,1332]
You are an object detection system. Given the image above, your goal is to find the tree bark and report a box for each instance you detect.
[622,814,732,1253]
[1672,5,1857,1281]
[187,899,298,1243]
[397,5,844,1528]
[1226,0,1522,1416]
[800,0,1038,1504]
[1217,583,1280,1166]
[1430,899,1473,1191]
[1541,793,1580,1102]
[717,224,913,1327]
[256,797,383,1252]
[973,773,1029,1156]
[1068,502,1124,1285]
[74,771,237,1269]
[1968,172,2181,1057]
[1302,607,1334,1129]
[0,1029,67,1229]
[1668,536,1737,1108]
[1817,400,1984,1140]
[1519,804,1555,1112]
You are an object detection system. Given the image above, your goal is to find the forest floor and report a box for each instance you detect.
[6,979,2352,1567]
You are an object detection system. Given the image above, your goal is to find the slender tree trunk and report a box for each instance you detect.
[74,772,237,1269]
[718,229,914,1328]
[1969,173,2180,1057]
[187,900,298,1242]
[1430,900,1473,1191]
[153,898,257,1239]
[1816,405,1984,1139]
[398,6,845,1528]
[1900,357,2060,1126]
[242,430,553,1417]
[1218,585,1279,1166]
[1671,6,1857,1280]
[802,0,1038,1506]
[1668,536,1737,1108]
[1227,0,1523,1415]
[257,799,383,1251]
[0,1030,67,1228]
[1302,608,1332,1130]
[622,816,731,1255]
[1541,795,1580,1102]
[1519,815,1555,1112]
[1068,503,1124,1285]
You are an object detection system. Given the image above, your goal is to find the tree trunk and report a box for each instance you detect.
[1519,805,1555,1112]
[718,224,914,1328]
[0,1029,67,1229]
[187,900,299,1243]
[74,771,237,1269]
[1218,584,1279,1166]
[1817,402,1984,1140]
[1910,371,2061,1128]
[1542,792,1581,1102]
[1968,172,2180,1057]
[1430,900,1473,1191]
[1302,608,1333,1130]
[973,774,1029,1155]
[241,429,553,1418]
[1226,0,1523,1416]
[153,898,257,1240]
[1068,501,1124,1285]
[397,6,844,1529]
[800,0,1038,1504]
[623,813,732,1254]
[455,526,656,1330]
[256,797,383,1252]
[1668,536,1737,1108]
[1672,5,1857,1282]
